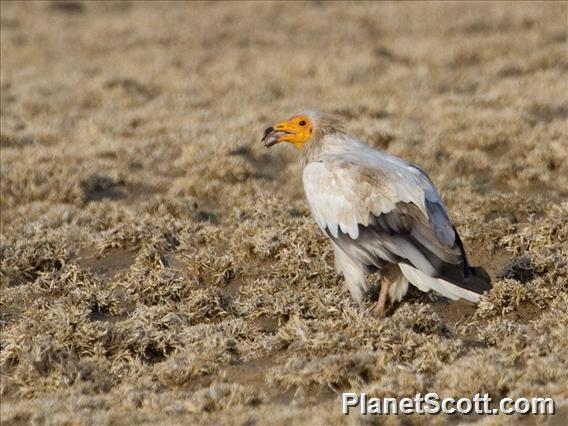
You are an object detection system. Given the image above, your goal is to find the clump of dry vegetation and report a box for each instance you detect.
[1,2,567,424]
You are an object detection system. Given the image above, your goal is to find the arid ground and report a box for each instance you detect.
[1,1,567,425]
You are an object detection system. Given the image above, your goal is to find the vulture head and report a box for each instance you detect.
[261,110,343,150]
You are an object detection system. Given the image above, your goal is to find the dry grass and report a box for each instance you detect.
[1,1,567,425]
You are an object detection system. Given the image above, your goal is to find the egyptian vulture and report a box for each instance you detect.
[261,110,491,316]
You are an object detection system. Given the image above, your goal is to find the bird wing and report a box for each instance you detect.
[302,149,491,300]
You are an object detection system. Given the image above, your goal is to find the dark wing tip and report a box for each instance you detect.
[468,266,492,293]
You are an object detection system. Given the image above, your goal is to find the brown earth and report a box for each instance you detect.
[1,1,567,425]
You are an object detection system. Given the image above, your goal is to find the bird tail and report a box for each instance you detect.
[399,264,492,304]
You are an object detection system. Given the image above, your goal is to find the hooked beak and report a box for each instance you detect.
[261,126,294,148]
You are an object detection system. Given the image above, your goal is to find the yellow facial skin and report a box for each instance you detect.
[262,115,313,150]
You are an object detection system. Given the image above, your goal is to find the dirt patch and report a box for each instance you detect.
[75,247,138,280]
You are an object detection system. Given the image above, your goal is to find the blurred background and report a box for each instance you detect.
[2,1,566,213]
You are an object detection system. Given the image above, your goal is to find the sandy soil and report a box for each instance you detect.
[1,1,567,425]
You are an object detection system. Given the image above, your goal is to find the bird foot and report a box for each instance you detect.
[371,301,386,317]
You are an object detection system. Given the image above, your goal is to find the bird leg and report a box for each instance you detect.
[372,276,391,317]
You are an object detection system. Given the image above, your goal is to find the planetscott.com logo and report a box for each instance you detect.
[341,393,555,416]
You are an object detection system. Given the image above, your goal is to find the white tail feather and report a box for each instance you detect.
[399,264,481,303]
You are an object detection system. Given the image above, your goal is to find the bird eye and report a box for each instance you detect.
[299,120,306,126]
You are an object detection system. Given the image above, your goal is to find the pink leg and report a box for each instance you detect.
[372,276,391,317]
